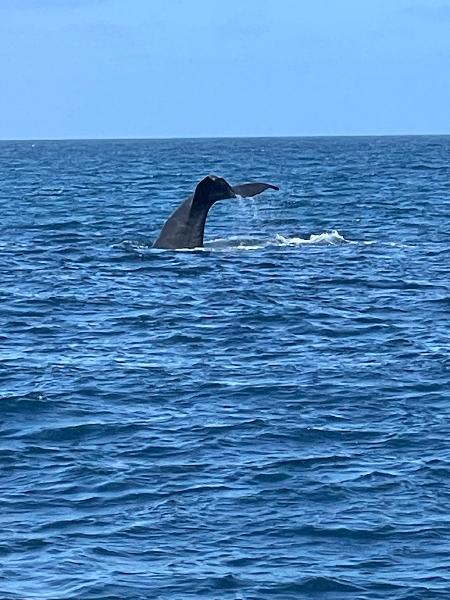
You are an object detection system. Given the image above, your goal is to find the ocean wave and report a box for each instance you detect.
[3,136,450,600]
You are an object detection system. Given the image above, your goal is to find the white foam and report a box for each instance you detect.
[274,230,350,246]
[203,230,351,251]
[120,230,354,253]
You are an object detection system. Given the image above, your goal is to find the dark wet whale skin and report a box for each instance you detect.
[152,175,279,249]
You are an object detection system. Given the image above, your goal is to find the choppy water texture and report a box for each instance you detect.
[1,136,450,599]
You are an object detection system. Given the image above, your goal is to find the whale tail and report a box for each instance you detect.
[153,175,279,250]
[232,182,280,198]
[193,176,279,203]
[192,175,236,208]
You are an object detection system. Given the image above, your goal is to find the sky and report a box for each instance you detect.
[1,0,450,139]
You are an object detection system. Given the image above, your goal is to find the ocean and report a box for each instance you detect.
[1,136,449,599]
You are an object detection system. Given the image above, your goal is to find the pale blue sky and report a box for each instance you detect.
[1,0,450,139]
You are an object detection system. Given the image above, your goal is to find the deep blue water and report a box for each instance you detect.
[1,136,450,599]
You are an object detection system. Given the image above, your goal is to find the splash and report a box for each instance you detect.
[204,230,351,251]
[274,230,350,246]
[117,231,352,253]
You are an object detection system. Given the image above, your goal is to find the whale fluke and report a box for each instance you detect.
[232,182,279,197]
[152,175,279,250]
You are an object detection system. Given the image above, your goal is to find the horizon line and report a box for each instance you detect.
[1,132,450,143]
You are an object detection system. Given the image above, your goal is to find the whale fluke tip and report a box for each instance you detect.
[232,182,280,198]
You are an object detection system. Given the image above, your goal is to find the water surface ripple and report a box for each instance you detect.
[1,137,450,599]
